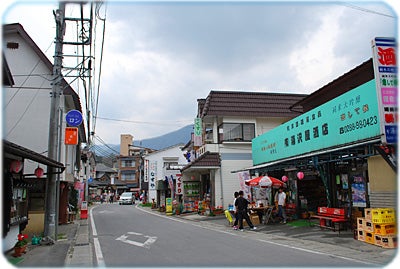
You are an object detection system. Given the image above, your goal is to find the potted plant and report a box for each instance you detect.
[13,234,28,257]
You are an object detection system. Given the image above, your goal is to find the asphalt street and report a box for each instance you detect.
[91,204,383,267]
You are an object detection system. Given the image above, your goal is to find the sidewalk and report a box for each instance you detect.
[3,218,92,268]
[176,211,398,267]
[4,207,397,267]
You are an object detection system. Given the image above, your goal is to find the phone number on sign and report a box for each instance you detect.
[339,116,378,134]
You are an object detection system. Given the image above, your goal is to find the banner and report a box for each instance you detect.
[371,37,398,144]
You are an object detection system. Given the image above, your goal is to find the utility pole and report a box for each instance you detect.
[44,2,65,241]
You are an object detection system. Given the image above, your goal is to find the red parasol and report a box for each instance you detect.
[245,176,286,188]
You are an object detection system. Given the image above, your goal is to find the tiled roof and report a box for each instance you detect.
[199,91,307,118]
[181,152,221,171]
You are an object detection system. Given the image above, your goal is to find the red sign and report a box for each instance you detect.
[65,127,78,145]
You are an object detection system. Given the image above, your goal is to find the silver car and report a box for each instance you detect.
[118,192,134,205]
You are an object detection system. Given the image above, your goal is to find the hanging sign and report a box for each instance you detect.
[65,127,79,145]
[65,110,83,127]
[371,37,398,144]
[194,118,203,147]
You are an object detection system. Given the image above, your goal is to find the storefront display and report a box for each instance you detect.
[183,181,200,212]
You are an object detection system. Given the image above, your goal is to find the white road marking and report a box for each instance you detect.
[90,206,98,236]
[115,232,157,249]
[93,237,105,267]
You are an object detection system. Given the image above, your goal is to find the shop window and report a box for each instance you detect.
[11,188,28,225]
[218,123,255,142]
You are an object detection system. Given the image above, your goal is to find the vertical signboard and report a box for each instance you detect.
[143,159,149,182]
[65,127,78,145]
[194,118,203,147]
[149,161,157,191]
[372,37,398,144]
[175,174,183,195]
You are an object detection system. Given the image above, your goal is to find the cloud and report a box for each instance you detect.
[3,1,397,144]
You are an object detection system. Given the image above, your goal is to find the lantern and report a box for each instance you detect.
[281,175,288,182]
[34,167,44,178]
[297,171,304,180]
[10,160,23,173]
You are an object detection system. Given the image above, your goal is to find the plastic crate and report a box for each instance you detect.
[374,223,396,235]
[357,229,365,241]
[365,208,396,224]
[372,209,396,224]
[357,217,365,230]
[380,235,397,249]
[374,234,382,247]
[364,220,374,232]
[365,232,375,244]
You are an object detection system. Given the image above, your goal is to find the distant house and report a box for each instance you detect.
[180,91,307,210]
[88,163,120,201]
[118,134,154,198]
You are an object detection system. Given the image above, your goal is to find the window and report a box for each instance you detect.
[121,159,135,168]
[121,172,136,181]
[218,123,255,142]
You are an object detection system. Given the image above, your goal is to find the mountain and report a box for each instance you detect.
[94,124,193,156]
[133,124,193,150]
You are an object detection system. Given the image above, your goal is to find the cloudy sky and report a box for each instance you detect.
[2,0,398,145]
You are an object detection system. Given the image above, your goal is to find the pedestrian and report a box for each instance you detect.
[235,190,257,231]
[275,187,287,224]
[232,191,240,230]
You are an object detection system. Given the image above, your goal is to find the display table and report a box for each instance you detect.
[249,206,274,224]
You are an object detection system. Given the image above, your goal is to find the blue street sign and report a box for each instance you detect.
[65,110,83,127]
[88,177,93,183]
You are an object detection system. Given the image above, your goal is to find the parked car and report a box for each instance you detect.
[118,192,134,205]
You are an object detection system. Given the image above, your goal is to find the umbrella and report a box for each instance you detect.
[245,176,286,188]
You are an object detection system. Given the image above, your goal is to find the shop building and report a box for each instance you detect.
[3,23,86,238]
[143,144,187,207]
[240,52,397,219]
[180,90,307,211]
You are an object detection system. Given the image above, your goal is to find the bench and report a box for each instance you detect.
[310,207,349,234]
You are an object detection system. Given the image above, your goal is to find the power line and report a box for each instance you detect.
[338,2,396,18]
[95,116,193,126]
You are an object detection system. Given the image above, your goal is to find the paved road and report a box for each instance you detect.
[90,204,374,267]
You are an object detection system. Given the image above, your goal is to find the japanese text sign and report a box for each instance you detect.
[65,127,78,145]
[252,80,380,165]
[372,37,398,144]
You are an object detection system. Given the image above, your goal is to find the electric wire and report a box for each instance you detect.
[6,79,47,137]
[5,40,54,107]
[92,1,107,135]
[338,2,396,18]
[95,116,194,126]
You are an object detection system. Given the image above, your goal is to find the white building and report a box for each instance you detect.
[181,91,307,210]
[143,144,186,207]
[3,23,86,238]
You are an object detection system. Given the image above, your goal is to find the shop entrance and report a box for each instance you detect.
[297,171,328,213]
